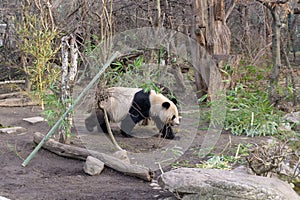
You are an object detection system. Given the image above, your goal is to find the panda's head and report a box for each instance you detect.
[150,92,180,126]
[160,101,180,125]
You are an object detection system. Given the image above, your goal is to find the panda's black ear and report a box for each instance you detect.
[171,98,177,105]
[162,102,170,109]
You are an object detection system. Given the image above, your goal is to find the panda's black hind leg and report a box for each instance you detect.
[95,109,110,134]
[85,113,96,132]
[120,114,137,137]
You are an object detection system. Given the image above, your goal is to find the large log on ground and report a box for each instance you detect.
[0,92,39,107]
[0,92,25,99]
[33,132,153,181]
[0,98,39,107]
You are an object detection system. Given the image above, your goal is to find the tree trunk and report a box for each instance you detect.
[60,34,78,144]
[268,6,282,104]
[256,0,289,104]
[192,0,231,98]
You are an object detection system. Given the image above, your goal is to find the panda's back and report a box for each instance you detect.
[99,87,144,122]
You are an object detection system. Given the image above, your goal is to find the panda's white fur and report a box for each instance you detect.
[99,87,141,122]
[149,92,179,125]
[101,87,179,123]
[86,87,179,139]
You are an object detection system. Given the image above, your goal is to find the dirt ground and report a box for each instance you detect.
[0,104,271,200]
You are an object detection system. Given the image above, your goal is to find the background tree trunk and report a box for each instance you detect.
[192,0,231,98]
[269,6,282,103]
[60,34,78,144]
[256,0,289,104]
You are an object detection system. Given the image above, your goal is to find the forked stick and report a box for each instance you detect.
[103,109,123,151]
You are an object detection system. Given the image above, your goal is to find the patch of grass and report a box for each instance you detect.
[199,85,281,137]
[196,143,252,170]
[171,160,196,168]
[224,84,281,137]
[172,143,252,170]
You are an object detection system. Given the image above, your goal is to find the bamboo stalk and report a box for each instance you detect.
[22,52,121,167]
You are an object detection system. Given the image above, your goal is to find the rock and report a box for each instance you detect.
[83,156,105,176]
[112,150,130,163]
[0,196,10,200]
[150,180,160,187]
[23,116,46,124]
[0,126,26,134]
[158,168,300,200]
[277,122,292,132]
[150,180,161,190]
[283,111,300,124]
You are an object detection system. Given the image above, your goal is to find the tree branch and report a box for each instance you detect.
[33,132,153,181]
[225,0,237,21]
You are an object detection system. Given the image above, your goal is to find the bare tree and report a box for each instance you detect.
[192,0,231,97]
[255,0,290,103]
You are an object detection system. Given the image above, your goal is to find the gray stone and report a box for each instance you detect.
[0,127,26,134]
[23,116,46,124]
[112,150,130,163]
[83,156,105,176]
[283,111,300,124]
[277,122,292,132]
[158,168,300,200]
[150,180,161,190]
[0,196,10,200]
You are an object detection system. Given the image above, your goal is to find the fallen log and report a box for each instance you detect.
[0,80,25,85]
[0,92,26,99]
[33,132,153,181]
[0,98,39,107]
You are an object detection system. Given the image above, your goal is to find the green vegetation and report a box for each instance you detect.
[41,84,72,138]
[101,54,175,94]
[224,84,281,136]
[17,8,60,110]
[172,143,252,170]
[201,63,283,137]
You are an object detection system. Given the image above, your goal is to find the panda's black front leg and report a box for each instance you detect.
[152,117,175,139]
[161,124,175,139]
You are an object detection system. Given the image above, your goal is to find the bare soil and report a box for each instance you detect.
[0,105,268,200]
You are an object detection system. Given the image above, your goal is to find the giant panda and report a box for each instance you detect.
[85,87,180,139]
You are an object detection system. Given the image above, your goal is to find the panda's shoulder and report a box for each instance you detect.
[149,90,169,103]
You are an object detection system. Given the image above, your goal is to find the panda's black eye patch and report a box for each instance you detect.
[172,115,176,120]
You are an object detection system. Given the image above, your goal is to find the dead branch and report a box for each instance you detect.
[0,92,26,99]
[33,132,153,181]
[0,98,39,107]
[103,109,123,151]
[246,141,290,176]
[0,80,26,85]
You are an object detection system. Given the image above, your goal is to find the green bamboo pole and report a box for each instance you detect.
[22,52,121,167]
